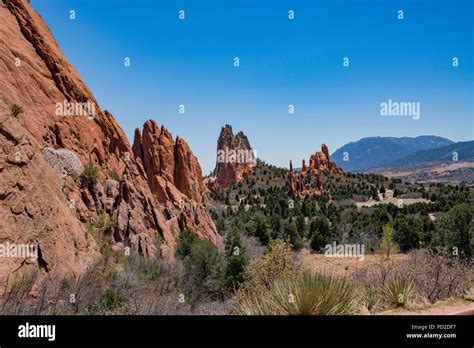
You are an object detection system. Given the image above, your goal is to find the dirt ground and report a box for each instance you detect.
[355,189,430,208]
[381,299,474,315]
[300,250,474,315]
[300,249,409,277]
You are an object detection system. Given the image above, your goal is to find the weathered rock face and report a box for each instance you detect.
[42,147,84,178]
[0,109,100,280]
[309,143,344,175]
[210,125,255,189]
[290,144,343,197]
[0,0,218,281]
[132,120,219,246]
[174,136,208,203]
[132,121,208,204]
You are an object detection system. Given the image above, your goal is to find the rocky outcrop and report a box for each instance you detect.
[132,120,208,204]
[0,0,218,281]
[0,109,100,280]
[175,136,208,203]
[290,144,343,197]
[132,120,219,246]
[209,125,255,189]
[42,147,84,178]
[309,144,343,175]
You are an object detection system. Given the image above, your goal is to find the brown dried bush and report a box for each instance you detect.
[0,251,229,315]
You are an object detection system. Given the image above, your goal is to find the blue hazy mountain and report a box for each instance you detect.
[331,136,454,172]
[384,140,474,168]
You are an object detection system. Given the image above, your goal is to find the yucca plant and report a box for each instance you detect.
[234,271,361,315]
[314,274,361,315]
[235,288,286,315]
[382,275,416,307]
[361,284,380,312]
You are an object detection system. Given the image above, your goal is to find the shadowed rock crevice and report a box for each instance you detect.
[36,244,49,273]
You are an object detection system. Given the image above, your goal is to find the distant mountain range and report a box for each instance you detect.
[331,136,471,172]
[385,140,474,168]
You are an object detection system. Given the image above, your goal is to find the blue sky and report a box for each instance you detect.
[31,0,473,173]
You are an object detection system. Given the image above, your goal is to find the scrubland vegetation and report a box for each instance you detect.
[1,162,472,315]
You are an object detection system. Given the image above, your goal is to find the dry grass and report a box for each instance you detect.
[302,248,472,314]
[0,251,230,315]
[301,249,409,277]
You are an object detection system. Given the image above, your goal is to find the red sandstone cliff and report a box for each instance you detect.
[132,120,218,245]
[0,0,218,280]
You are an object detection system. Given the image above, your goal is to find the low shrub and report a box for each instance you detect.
[97,211,116,235]
[183,238,224,302]
[97,288,124,311]
[10,104,23,118]
[80,161,99,186]
[0,251,204,315]
[234,271,361,315]
[352,248,472,312]
[381,275,416,308]
[108,170,120,181]
[240,239,297,294]
[403,249,472,303]
[175,229,198,258]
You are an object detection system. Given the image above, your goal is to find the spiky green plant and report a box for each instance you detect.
[234,271,361,315]
[382,275,416,307]
[361,284,380,312]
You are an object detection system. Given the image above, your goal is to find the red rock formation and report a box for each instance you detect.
[132,121,175,201]
[132,120,208,204]
[132,120,218,245]
[301,159,307,175]
[309,143,343,175]
[203,176,217,192]
[174,136,208,203]
[210,125,255,189]
[289,144,343,197]
[0,0,218,281]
